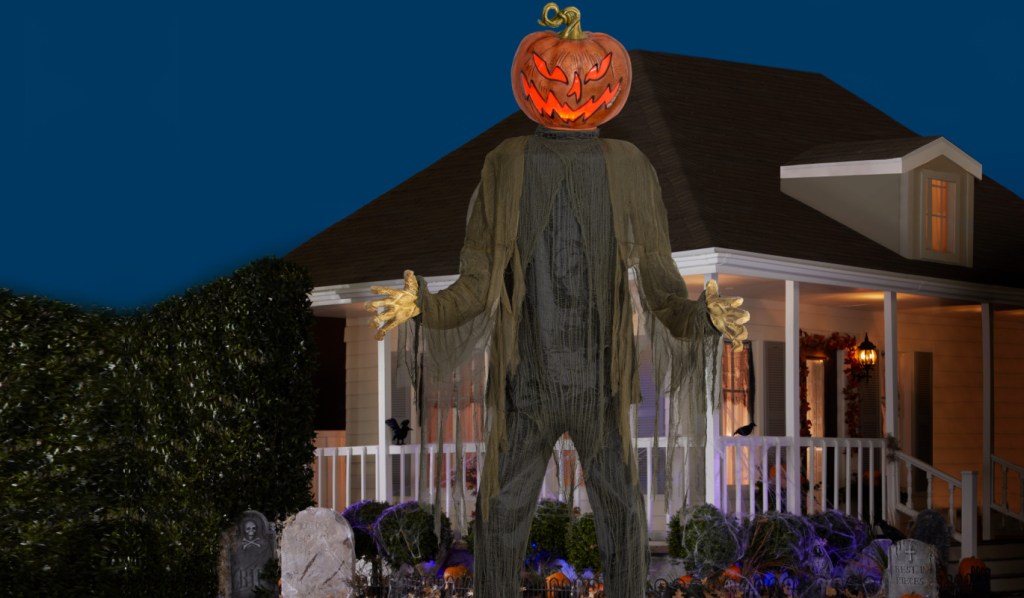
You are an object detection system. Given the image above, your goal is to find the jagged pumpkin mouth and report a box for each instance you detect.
[520,72,622,125]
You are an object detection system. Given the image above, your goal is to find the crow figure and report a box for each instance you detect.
[733,422,756,436]
[385,418,413,445]
[875,518,906,542]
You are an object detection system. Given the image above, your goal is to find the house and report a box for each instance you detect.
[285,51,1024,569]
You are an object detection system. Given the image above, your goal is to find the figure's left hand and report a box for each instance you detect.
[705,279,750,352]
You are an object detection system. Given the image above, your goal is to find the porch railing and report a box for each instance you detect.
[714,436,887,523]
[890,450,977,558]
[990,454,1024,526]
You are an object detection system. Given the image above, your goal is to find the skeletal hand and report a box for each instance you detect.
[366,270,421,341]
[705,279,750,352]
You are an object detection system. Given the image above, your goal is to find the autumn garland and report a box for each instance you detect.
[798,331,868,438]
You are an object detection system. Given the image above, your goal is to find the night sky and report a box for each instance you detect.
[4,1,1022,310]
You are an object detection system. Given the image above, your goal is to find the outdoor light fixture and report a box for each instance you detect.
[856,333,878,382]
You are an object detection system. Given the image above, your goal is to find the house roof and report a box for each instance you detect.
[286,50,1024,292]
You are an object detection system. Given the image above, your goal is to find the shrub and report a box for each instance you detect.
[565,513,601,575]
[668,503,741,577]
[808,509,870,571]
[743,511,816,576]
[911,509,951,565]
[0,258,317,597]
[526,499,574,567]
[343,500,391,560]
[374,501,453,568]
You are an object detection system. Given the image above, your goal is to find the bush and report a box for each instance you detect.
[0,258,317,597]
[565,512,601,575]
[743,511,816,576]
[668,503,742,577]
[343,500,391,560]
[374,501,453,568]
[911,509,951,565]
[808,510,870,571]
[526,499,573,567]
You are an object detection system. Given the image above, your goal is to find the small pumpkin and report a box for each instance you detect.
[721,564,743,581]
[958,556,986,577]
[901,594,925,598]
[511,3,632,129]
[443,565,469,579]
[676,574,694,585]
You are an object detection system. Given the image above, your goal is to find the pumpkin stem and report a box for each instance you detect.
[538,3,585,40]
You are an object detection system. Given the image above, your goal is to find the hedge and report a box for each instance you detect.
[0,258,318,597]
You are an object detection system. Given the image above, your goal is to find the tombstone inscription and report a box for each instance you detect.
[887,538,939,598]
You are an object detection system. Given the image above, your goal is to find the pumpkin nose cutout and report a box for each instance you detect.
[568,72,582,102]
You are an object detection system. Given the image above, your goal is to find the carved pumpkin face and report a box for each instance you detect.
[512,4,631,129]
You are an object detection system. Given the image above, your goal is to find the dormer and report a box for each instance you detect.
[780,137,981,267]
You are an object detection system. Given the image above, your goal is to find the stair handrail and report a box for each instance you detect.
[890,450,977,558]
[990,454,1024,525]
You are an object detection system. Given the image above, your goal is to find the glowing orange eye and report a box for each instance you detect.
[533,52,568,83]
[584,53,613,82]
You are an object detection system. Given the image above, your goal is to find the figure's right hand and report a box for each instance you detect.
[366,270,422,341]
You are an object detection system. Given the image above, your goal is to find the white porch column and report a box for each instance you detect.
[883,291,899,439]
[785,280,801,514]
[376,335,392,502]
[982,303,994,540]
[705,273,722,508]
[883,291,899,524]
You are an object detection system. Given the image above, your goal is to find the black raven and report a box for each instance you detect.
[733,422,756,436]
[385,418,413,445]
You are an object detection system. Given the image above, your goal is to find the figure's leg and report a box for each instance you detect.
[474,410,555,598]
[573,406,649,597]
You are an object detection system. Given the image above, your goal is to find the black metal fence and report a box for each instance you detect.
[348,567,991,598]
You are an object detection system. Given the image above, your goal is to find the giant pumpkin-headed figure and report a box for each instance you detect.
[369,4,749,595]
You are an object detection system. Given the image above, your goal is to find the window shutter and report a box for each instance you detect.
[764,341,787,436]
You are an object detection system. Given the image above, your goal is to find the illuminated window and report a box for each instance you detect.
[721,341,754,437]
[926,178,954,253]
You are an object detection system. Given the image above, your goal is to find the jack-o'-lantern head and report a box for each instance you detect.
[512,3,631,129]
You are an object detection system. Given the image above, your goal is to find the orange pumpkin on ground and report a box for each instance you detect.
[511,3,631,130]
[958,556,986,577]
[443,565,469,579]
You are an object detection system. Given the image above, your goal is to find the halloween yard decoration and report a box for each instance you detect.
[367,3,750,596]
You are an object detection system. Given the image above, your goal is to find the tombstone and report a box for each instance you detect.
[223,510,277,598]
[281,507,355,598]
[887,538,940,598]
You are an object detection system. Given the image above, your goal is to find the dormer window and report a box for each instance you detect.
[780,136,979,268]
[925,176,953,254]
[916,168,970,265]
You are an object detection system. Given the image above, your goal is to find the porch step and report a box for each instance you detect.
[950,540,1024,596]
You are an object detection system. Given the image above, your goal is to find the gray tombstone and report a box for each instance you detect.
[281,507,355,598]
[887,538,940,598]
[224,510,277,598]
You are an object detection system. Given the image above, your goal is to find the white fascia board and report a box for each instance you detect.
[780,137,982,181]
[780,159,904,179]
[903,137,983,179]
[310,247,1024,309]
[672,247,1024,305]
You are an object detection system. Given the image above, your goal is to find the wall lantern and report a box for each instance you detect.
[856,333,878,381]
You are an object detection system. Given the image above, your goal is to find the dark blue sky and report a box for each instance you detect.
[3,1,1022,310]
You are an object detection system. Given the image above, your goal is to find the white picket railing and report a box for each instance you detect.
[990,454,1024,526]
[714,436,887,523]
[891,450,977,557]
[314,435,982,555]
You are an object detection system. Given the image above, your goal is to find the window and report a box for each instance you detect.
[916,169,969,265]
[925,177,954,254]
[721,341,754,436]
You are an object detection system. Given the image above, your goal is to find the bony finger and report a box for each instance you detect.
[705,279,719,297]
[403,270,418,290]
